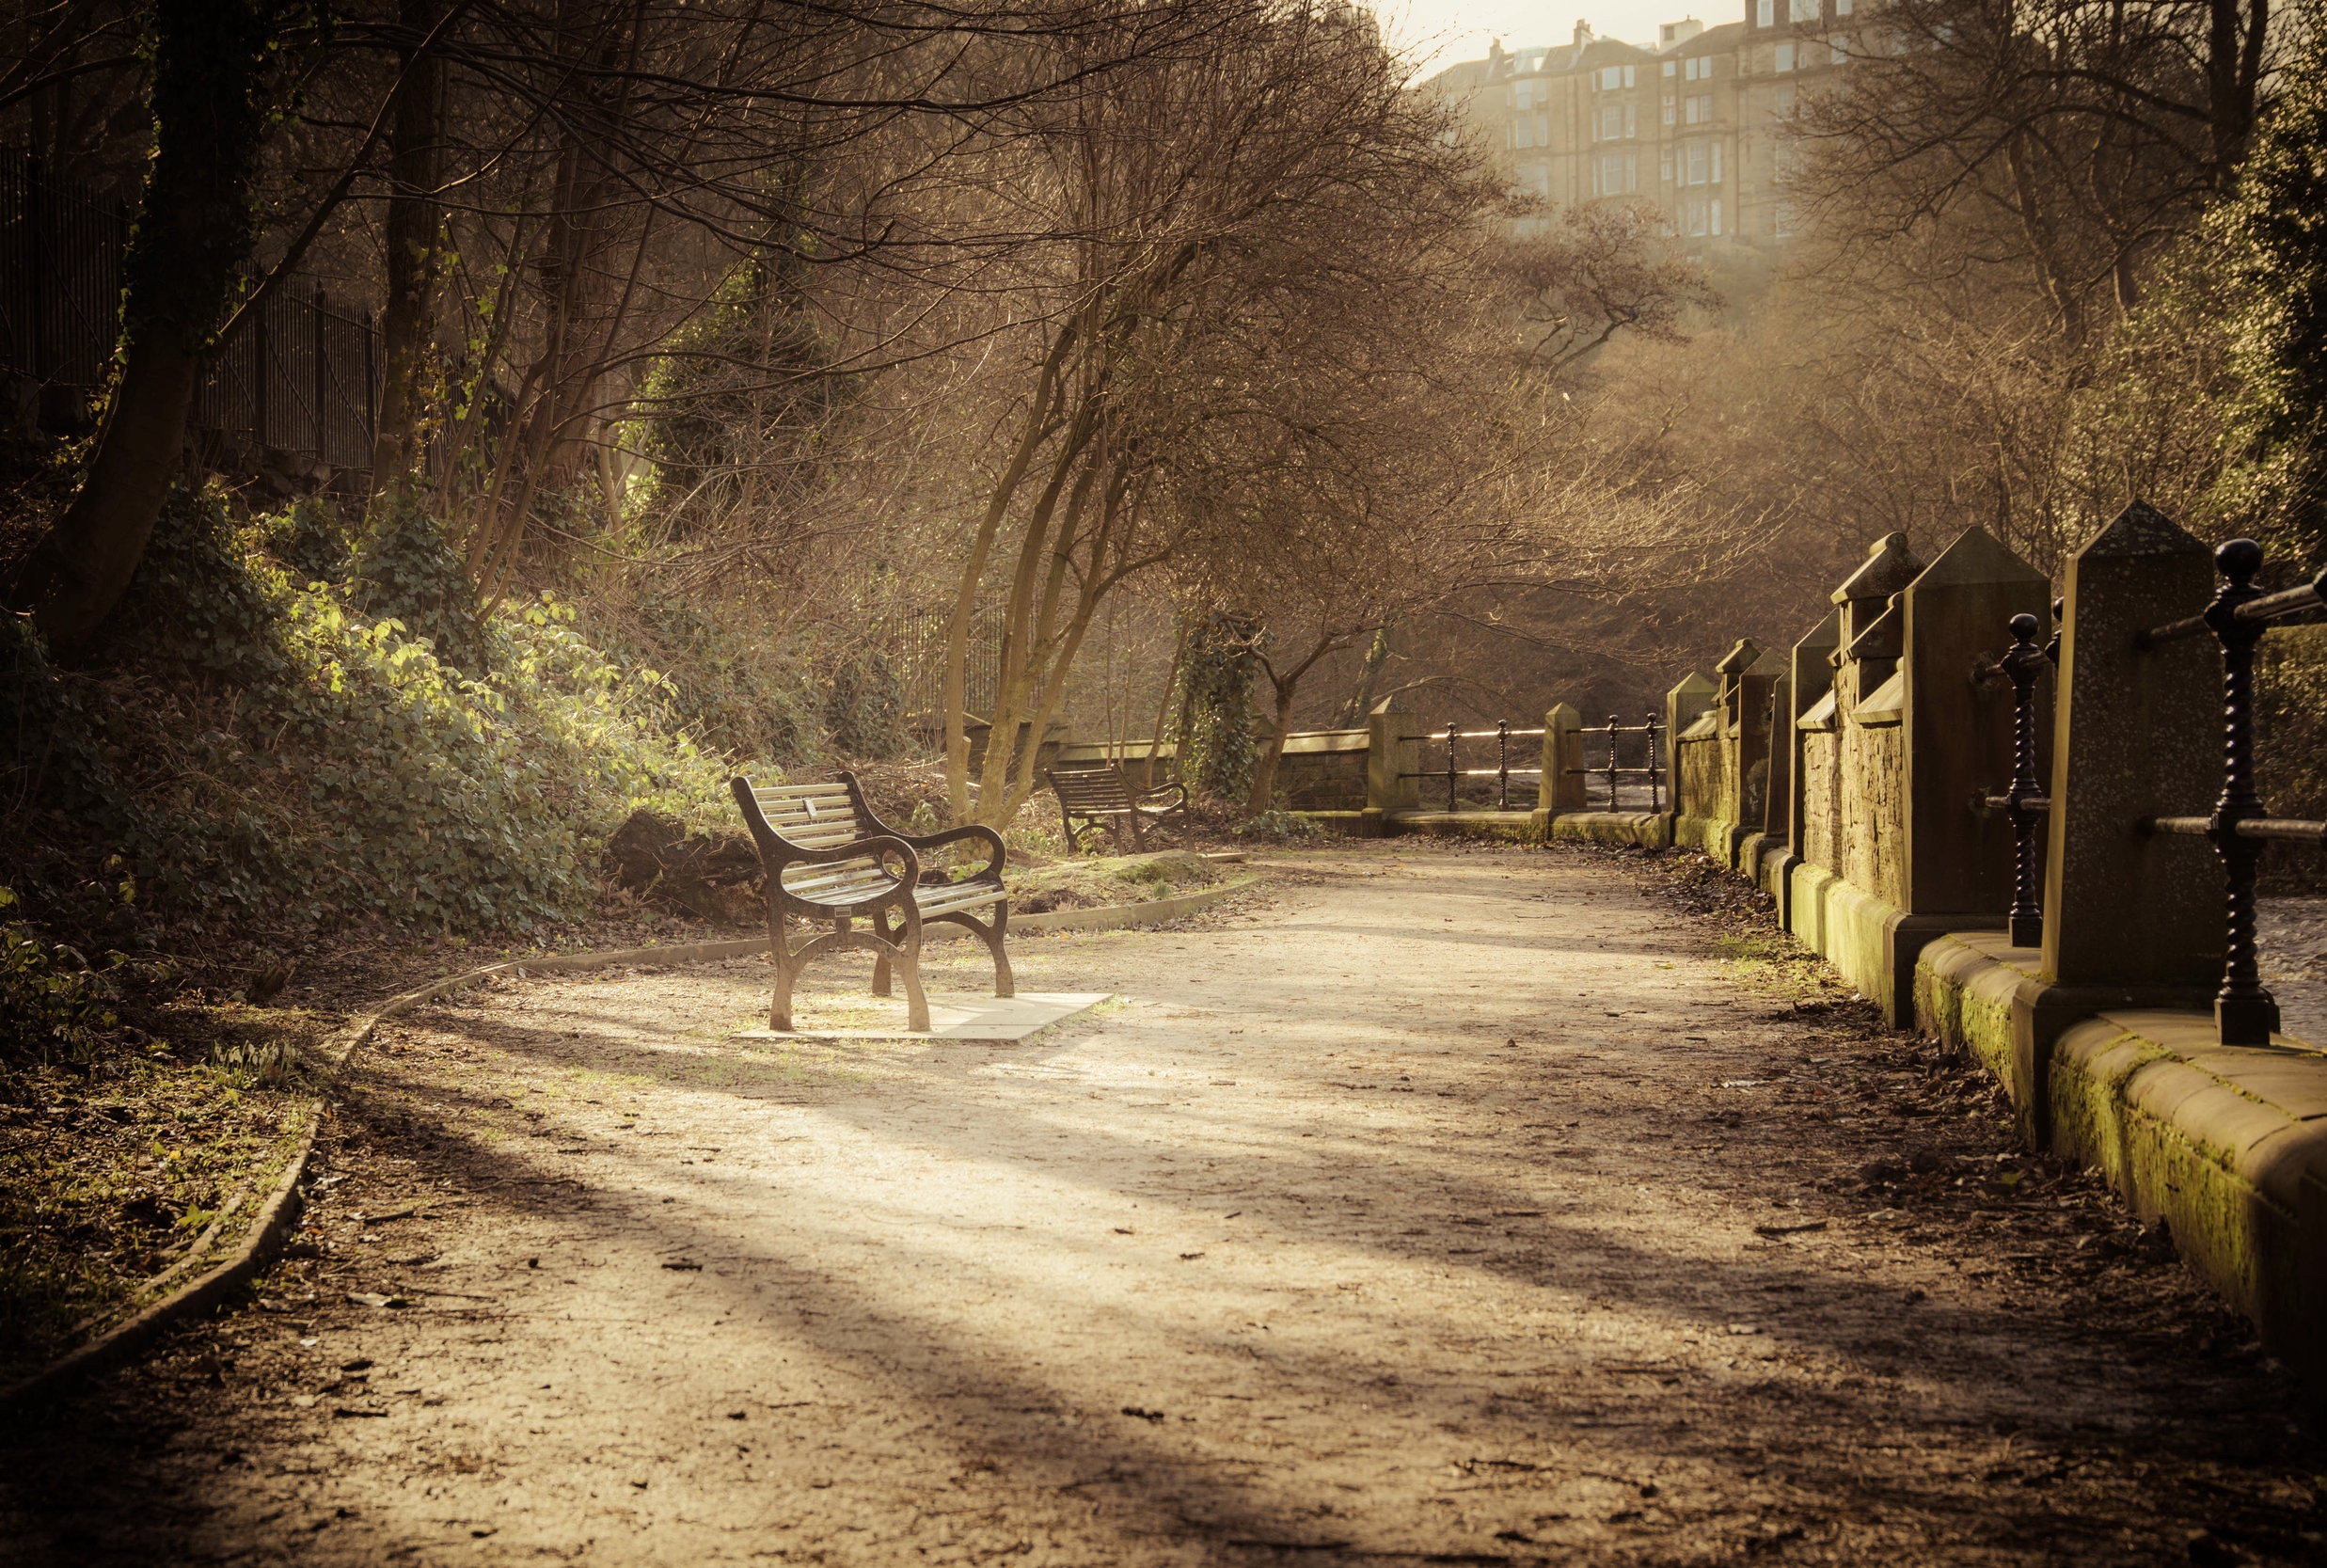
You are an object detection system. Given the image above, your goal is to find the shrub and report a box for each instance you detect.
[6,483,735,936]
[0,887,118,1071]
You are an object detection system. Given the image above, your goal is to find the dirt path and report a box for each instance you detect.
[5,845,2322,1565]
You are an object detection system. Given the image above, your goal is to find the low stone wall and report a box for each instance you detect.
[1591,507,2327,1411]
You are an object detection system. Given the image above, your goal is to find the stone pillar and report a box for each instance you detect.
[1711,640,1761,855]
[1664,672,1718,835]
[2041,502,2222,990]
[1902,525,2050,917]
[1363,697,1419,832]
[1543,704,1584,811]
[1832,533,1924,707]
[1786,610,1841,862]
[1757,673,1795,909]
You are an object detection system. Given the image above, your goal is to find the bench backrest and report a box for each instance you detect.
[1050,765,1135,813]
[735,778,909,907]
[747,781,869,848]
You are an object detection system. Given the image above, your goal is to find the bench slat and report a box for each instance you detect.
[916,883,1005,916]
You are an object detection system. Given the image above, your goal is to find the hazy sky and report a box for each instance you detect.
[1373,1,1730,73]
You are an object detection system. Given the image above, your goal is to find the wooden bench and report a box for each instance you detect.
[1043,762,1188,853]
[728,773,1012,1033]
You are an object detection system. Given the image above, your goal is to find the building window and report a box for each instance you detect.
[1625,151,1638,191]
[1538,114,1550,143]
[1661,148,1674,181]
[1836,0,1852,11]
[1775,41,1796,71]
[1602,153,1627,194]
[1757,0,1774,25]
[1685,93,1713,123]
[1663,58,1676,76]
[1601,66,1622,90]
[1686,141,1708,184]
[1663,96,1676,125]
[1711,198,1723,235]
[1514,119,1533,149]
[1623,64,1637,87]
[1712,142,1723,182]
[1601,104,1623,139]
[1624,103,1637,136]
[1790,0,1818,19]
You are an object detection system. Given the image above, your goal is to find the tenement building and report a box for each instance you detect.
[1422,3,1861,248]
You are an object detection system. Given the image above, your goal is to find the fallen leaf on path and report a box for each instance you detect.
[345,1292,408,1308]
[1753,1220,1829,1237]
[661,1260,703,1271]
[1121,1406,1166,1422]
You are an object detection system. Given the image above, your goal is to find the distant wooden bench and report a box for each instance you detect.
[1043,763,1188,853]
[728,772,1011,1033]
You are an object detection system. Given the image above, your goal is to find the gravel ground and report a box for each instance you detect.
[2,842,2321,1565]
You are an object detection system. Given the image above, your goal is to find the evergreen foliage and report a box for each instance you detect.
[2215,8,2327,562]
[1175,610,1258,805]
[345,487,491,676]
[3,484,730,937]
[823,647,904,759]
[632,245,851,535]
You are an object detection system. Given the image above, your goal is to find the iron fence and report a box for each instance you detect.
[1983,541,2327,1045]
[1400,721,1541,811]
[0,150,383,480]
[1573,713,1664,813]
[895,607,1001,731]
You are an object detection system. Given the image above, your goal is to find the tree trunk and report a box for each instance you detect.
[1245,673,1299,818]
[7,0,277,653]
[366,0,449,511]
[1144,621,1190,789]
[1338,621,1393,725]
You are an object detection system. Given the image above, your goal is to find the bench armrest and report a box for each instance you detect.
[892,822,1007,881]
[1135,781,1188,812]
[771,834,922,911]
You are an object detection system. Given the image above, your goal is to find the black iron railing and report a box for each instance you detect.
[1567,714,1663,813]
[1976,609,2058,946]
[0,150,384,479]
[1399,721,1546,811]
[2134,541,2327,1045]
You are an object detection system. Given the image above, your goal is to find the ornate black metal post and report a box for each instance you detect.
[1496,720,1511,810]
[1445,723,1459,812]
[2204,540,2280,1045]
[1605,715,1621,809]
[1645,713,1662,812]
[1999,612,2049,948]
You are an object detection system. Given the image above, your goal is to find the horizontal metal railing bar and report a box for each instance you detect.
[2240,817,2327,843]
[2139,615,2212,648]
[1561,768,1658,777]
[2142,815,2327,842]
[1398,730,1548,742]
[1399,768,1544,781]
[2140,572,2326,647]
[2239,578,2326,620]
[1982,795,2052,813]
